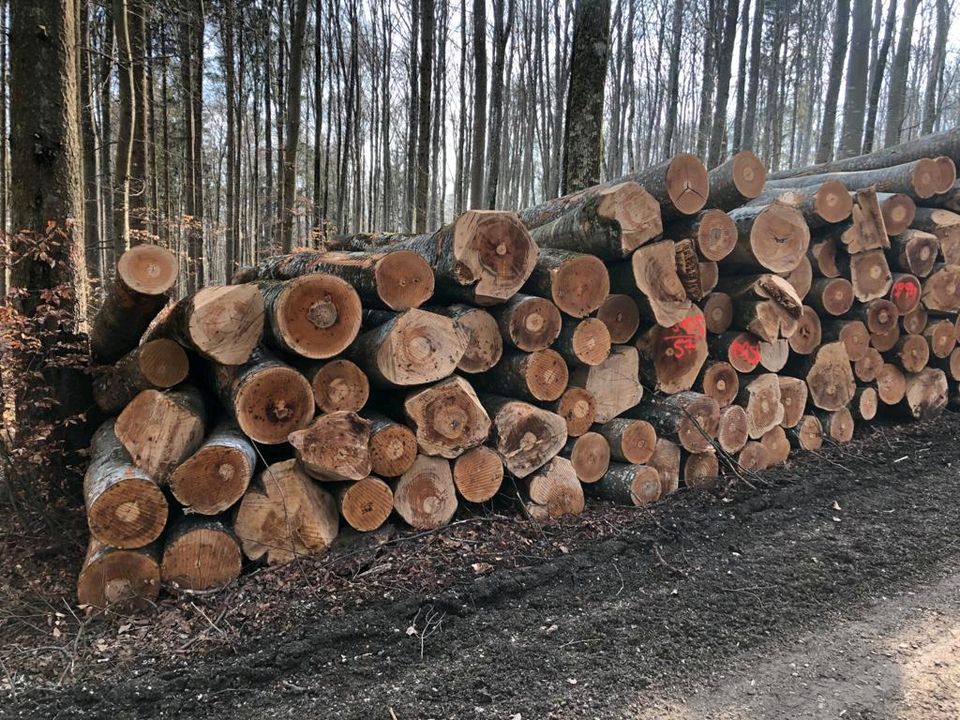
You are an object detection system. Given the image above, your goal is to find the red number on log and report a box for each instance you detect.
[892,280,918,301]
[664,315,706,359]
[730,337,761,366]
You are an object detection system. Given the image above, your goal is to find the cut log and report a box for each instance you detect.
[848,298,899,335]
[899,368,949,420]
[584,463,661,506]
[766,157,946,199]
[737,373,785,439]
[346,308,468,386]
[212,348,314,444]
[523,248,609,318]
[365,412,419,477]
[554,317,611,366]
[160,515,241,592]
[737,441,770,471]
[876,363,907,405]
[854,347,884,382]
[521,181,663,259]
[403,376,491,459]
[663,209,738,261]
[760,426,791,466]
[888,229,939,278]
[925,180,960,212]
[807,278,855,317]
[719,204,810,273]
[781,255,813,299]
[569,345,643,423]
[90,244,179,364]
[705,150,767,210]
[614,153,709,219]
[77,539,160,610]
[877,193,916,235]
[845,249,893,302]
[431,305,502,374]
[870,322,900,352]
[788,341,855,411]
[709,331,761,373]
[746,181,853,227]
[473,348,569,402]
[648,438,681,496]
[302,359,370,414]
[596,294,640,343]
[816,407,854,443]
[92,339,189,415]
[809,237,841,278]
[674,238,704,300]
[700,260,721,296]
[778,376,809,429]
[921,264,960,313]
[491,293,562,352]
[84,420,168,549]
[143,284,264,365]
[731,300,797,343]
[635,307,709,393]
[168,421,256,515]
[718,405,749,454]
[627,392,720,453]
[624,239,692,326]
[595,418,657,464]
[840,188,889,254]
[716,273,804,316]
[697,360,739,407]
[924,319,957,360]
[789,306,822,355]
[820,319,868,362]
[852,386,879,421]
[115,385,207,481]
[547,387,597,437]
[759,339,790,372]
[910,208,960,264]
[887,273,922,314]
[393,455,458,529]
[562,431,610,483]
[452,446,504,503]
[930,347,960,381]
[701,292,733,334]
[480,396,568,478]
[522,457,585,520]
[788,415,823,451]
[903,306,929,334]
[289,412,372,481]
[336,476,394,532]
[234,459,339,565]
[884,333,930,373]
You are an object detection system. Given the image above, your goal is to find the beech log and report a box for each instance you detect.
[168,421,256,515]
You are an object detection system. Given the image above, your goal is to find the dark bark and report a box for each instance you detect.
[815,0,849,163]
[837,0,870,159]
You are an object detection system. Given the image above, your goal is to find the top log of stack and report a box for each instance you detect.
[78,130,960,610]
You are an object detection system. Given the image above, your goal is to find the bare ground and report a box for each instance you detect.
[4,412,960,719]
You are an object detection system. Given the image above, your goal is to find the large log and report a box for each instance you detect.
[815,407,855,443]
[746,181,853,226]
[787,341,855,411]
[554,317,611,366]
[480,396,568,478]
[473,348,569,402]
[76,538,160,610]
[899,368,949,420]
[788,306,822,355]
[884,333,930,373]
[758,339,790,372]
[839,188,889,254]
[346,308,468,386]
[848,298,899,336]
[115,385,207,480]
[921,264,960,313]
[648,438,681,497]
[596,294,640,343]
[92,339,189,415]
[143,284,264,365]
[766,157,950,199]
[546,387,597,437]
[393,454,458,529]
[490,293,562,352]
[854,347,884,382]
[613,153,709,219]
[781,255,813,300]
[403,376,491,459]
[212,347,315,444]
[905,208,960,264]
[430,304,503,373]
[717,405,749,454]
[523,248,610,318]
[696,360,739,407]
[232,248,435,311]
[844,249,892,302]
[337,476,394,532]
[760,426,791,466]
[925,319,957,358]
[736,373,784,439]
[90,245,179,364]
[289,411,372,481]
[168,421,256,515]
[584,463,661,506]
[902,306,929,334]
[636,307,709,394]
[616,239,692,326]
[301,359,370,414]
[522,457,585,520]
[365,412,419,477]
[852,386,879,421]
[663,209,738,261]
[452,446,504,503]
[234,459,339,565]
[569,345,643,423]
[594,418,657,464]
[809,236,841,278]
[259,274,362,359]
[820,319,868,362]
[627,392,720,453]
[871,322,901,353]
[161,515,242,592]
[888,229,939,278]
[562,432,611,483]
[738,441,771,471]
[704,151,766,210]
[718,204,810,274]
[84,420,168,549]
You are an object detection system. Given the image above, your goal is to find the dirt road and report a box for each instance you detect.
[5,413,960,720]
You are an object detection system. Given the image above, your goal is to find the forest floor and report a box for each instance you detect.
[4,412,960,719]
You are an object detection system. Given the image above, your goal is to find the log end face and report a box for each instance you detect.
[555,387,597,437]
[598,182,664,254]
[718,405,749,454]
[168,445,253,515]
[552,254,610,318]
[666,153,709,215]
[394,455,458,529]
[340,476,394,532]
[526,457,585,519]
[751,204,810,273]
[525,349,570,402]
[453,446,504,503]
[289,411,372,481]
[935,156,958,194]
[508,295,562,351]
[404,376,492,459]
[380,309,469,385]
[914,158,944,199]
[274,274,362,359]
[567,432,611,484]
[374,250,436,310]
[570,318,612,366]
[620,419,657,464]
[138,338,190,388]
[311,359,370,413]
[236,366,315,445]
[731,151,766,200]
[454,211,538,304]
[190,284,265,364]
[118,244,178,295]
[369,422,419,478]
[814,181,854,224]
[161,525,242,592]
[597,294,640,344]
[454,309,503,373]
[77,544,160,610]
[88,478,168,550]
[880,194,916,235]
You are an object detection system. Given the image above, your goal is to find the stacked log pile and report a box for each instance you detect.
[78,130,960,610]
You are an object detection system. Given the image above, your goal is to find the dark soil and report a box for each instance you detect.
[4,412,960,719]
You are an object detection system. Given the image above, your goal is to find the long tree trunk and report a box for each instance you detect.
[862,0,896,153]
[883,0,921,148]
[707,0,739,167]
[484,0,515,206]
[468,0,486,208]
[741,0,764,151]
[660,0,684,159]
[814,0,849,163]
[413,0,434,232]
[921,0,950,135]
[837,0,870,159]
[280,0,309,251]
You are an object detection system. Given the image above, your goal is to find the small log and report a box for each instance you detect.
[852,386,879,421]
[490,293,562,352]
[522,457,585,520]
[732,300,795,343]
[569,345,643,423]
[746,181,853,227]
[922,264,960,313]
[910,208,960,264]
[115,385,207,481]
[737,441,770,471]
[888,229,939,277]
[683,450,720,488]
[719,204,811,274]
[899,368,949,420]
[213,348,315,445]
[92,339,189,415]
[232,248,434,310]
[697,360,739,407]
[635,307,709,393]
[403,376,491,459]
[554,317,611,366]
[903,306,929,334]
[452,446,504,503]
[705,150,767,210]
[701,292,733,334]
[781,255,813,300]
[584,463,661,505]
[562,431,610,483]
[809,237,841,278]
[872,320,901,352]
[789,415,823,451]
[84,420,168,550]
[876,363,907,405]
[760,426,791,466]
[547,387,597,437]
[675,238,704,300]
[765,157,947,199]
[90,245,179,364]
[788,306,822,355]
[844,249,893,302]
[161,515,242,592]
[480,396,568,478]
[627,392,720,453]
[778,376,809,429]
[289,412,372,481]
[168,421,256,515]
[234,459,339,565]
[365,412,419,477]
[788,341,855,411]
[816,407,854,443]
[737,373,784,439]
[924,319,957,358]
[841,188,889,254]
[473,348,569,402]
[848,298,899,335]
[302,359,369,414]
[596,294,640,343]
[854,347,884,382]
[614,152,709,219]
[877,193,916,235]
[595,418,657,464]
[887,273,922,315]
[430,305,502,374]
[709,331,761,373]
[930,347,960,381]
[347,308,468,386]
[143,284,264,365]
[624,239,692,326]
[700,261,721,296]
[523,248,609,318]
[718,405,749,454]
[337,476,394,532]
[76,538,160,610]
[759,339,790,372]
[821,318,870,361]
[648,438,681,496]
[885,333,930,373]
[807,278,854,317]
[663,208,738,261]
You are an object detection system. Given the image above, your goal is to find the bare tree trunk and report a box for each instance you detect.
[113,0,134,252]
[404,0,419,229]
[80,1,100,282]
[731,0,749,151]
[661,0,684,159]
[862,0,895,153]
[741,0,764,151]
[883,0,920,147]
[922,0,949,135]
[695,0,718,159]
[838,0,870,159]
[484,0,515,207]
[815,0,849,163]
[413,0,434,232]
[179,0,204,292]
[708,0,740,167]
[312,0,322,230]
[223,0,237,272]
[280,0,309,251]
[468,0,486,208]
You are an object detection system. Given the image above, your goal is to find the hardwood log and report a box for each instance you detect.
[594,418,657,464]
[844,249,893,302]
[700,260,721,296]
[663,209,738,261]
[787,341,855,411]
[546,387,597,437]
[758,339,790,372]
[760,426,791,466]
[584,463,661,506]
[877,193,916,235]
[848,298,899,335]
[562,431,610,483]
[887,273,922,314]
[674,238,704,301]
[701,292,733,334]
[554,317,611,366]
[789,415,824,451]
[683,450,720,488]
[431,305,502,374]
[737,373,784,439]
[648,438,681,496]
[788,306,822,355]
[766,157,947,199]
[781,255,813,299]
[613,153,709,219]
[841,188,889,254]
[854,347,884,382]
[709,331,762,373]
[930,347,960,381]
[635,307,709,393]
[816,407,855,443]
[615,239,691,326]
[737,441,770,471]
[871,323,901,353]
[452,446,504,503]
[77,538,160,610]
[336,476,394,532]
[490,293,562,352]
[596,294,640,343]
[403,376,491,459]
[876,363,907,405]
[627,392,719,453]
[910,208,960,264]
[718,204,810,274]
[289,411,372,481]
[888,229,939,278]
[92,339,189,415]
[473,348,569,402]
[569,345,643,423]
[717,405,749,454]
[161,515,242,592]
[924,319,957,358]
[480,396,568,478]
[523,248,609,318]
[884,333,930,373]
[696,360,739,407]
[903,305,929,334]
[852,386,879,421]
[922,264,960,313]
[778,376,809,429]
[705,150,766,210]
[522,457,585,520]
[897,368,949,420]
[809,237,841,278]
[301,359,369,414]
[168,421,256,515]
[807,278,855,317]
[746,181,854,227]
[365,412,419,478]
